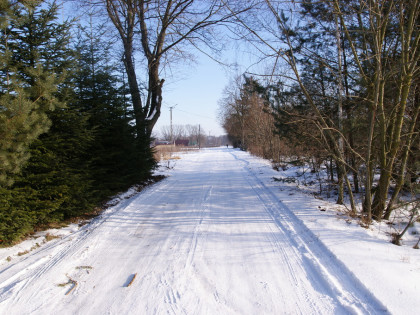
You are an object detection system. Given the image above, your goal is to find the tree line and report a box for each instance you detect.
[219,0,419,225]
[0,0,155,245]
[158,124,227,147]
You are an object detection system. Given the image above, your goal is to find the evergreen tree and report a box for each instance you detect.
[0,0,93,245]
[11,1,96,222]
[0,0,60,186]
[74,18,155,198]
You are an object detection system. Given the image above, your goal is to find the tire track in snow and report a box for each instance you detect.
[184,183,212,272]
[0,227,94,305]
[158,168,215,314]
[0,179,173,308]
[0,149,392,314]
[113,153,215,314]
[231,151,389,314]
[234,157,331,314]
[178,152,318,314]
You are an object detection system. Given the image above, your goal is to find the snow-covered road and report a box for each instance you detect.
[0,148,390,314]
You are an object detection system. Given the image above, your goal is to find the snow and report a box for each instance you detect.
[1,148,419,314]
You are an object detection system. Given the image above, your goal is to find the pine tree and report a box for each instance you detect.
[0,0,60,186]
[11,1,94,223]
[0,0,91,245]
[74,17,155,198]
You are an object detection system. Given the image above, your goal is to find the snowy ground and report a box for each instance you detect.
[0,148,419,314]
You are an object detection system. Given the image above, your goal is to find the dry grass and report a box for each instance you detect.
[57,282,69,287]
[45,233,60,242]
[153,145,198,161]
[30,243,40,250]
[153,144,178,161]
[76,265,93,270]
[76,266,93,274]
[16,242,41,257]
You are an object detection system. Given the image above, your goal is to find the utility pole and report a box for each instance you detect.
[198,124,201,149]
[169,105,176,144]
[169,106,173,143]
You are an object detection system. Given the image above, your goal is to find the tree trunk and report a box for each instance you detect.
[372,76,416,219]
[337,165,344,204]
[144,61,163,135]
[122,51,145,137]
[371,0,419,220]
[342,29,359,194]
[329,156,334,182]
[105,0,145,138]
[362,105,376,223]
[334,13,345,206]
[384,86,420,219]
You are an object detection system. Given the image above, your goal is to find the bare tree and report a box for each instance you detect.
[99,0,240,137]
[185,124,206,147]
[333,0,420,220]
[160,124,186,141]
[218,75,251,149]
[185,124,200,144]
[225,0,419,221]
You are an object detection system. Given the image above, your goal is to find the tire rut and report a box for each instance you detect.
[231,151,389,314]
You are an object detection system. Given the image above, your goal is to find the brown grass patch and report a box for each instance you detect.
[153,145,197,161]
[45,233,60,242]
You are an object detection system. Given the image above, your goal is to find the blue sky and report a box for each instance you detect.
[155,46,263,137]
[156,54,230,137]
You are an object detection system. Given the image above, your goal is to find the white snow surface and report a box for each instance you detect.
[1,148,419,314]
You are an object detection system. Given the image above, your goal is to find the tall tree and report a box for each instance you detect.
[0,0,90,243]
[101,0,236,136]
[228,0,419,221]
[74,15,155,197]
[333,0,420,220]
[0,0,62,186]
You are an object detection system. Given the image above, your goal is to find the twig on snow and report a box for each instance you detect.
[64,275,78,295]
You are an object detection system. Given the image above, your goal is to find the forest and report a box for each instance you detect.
[1,0,419,245]
[219,0,419,235]
[0,0,156,245]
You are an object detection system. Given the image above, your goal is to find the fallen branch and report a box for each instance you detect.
[65,275,78,295]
